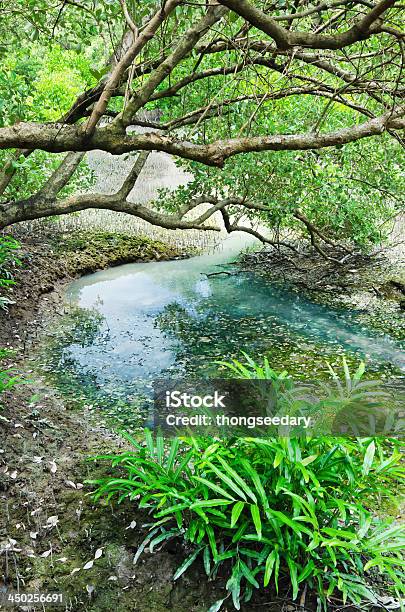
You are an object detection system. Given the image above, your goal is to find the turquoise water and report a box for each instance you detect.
[37,234,404,425]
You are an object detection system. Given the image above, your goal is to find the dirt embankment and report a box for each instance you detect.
[0,228,189,350]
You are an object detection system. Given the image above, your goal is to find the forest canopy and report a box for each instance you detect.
[0,0,403,250]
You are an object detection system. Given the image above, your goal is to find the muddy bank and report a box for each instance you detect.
[0,228,189,351]
[0,380,234,611]
[238,246,405,341]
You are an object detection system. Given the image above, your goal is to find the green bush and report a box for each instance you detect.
[90,432,404,608]
[90,356,404,610]
[0,235,21,311]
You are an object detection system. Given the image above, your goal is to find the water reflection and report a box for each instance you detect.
[37,233,404,424]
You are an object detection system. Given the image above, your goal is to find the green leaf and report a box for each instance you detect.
[190,499,233,510]
[193,475,236,501]
[173,547,202,580]
[301,455,318,466]
[205,461,248,501]
[217,456,257,503]
[287,556,299,600]
[240,559,259,588]
[250,504,262,540]
[166,437,180,471]
[231,501,245,528]
[206,524,218,559]
[144,429,154,457]
[264,550,277,587]
[203,545,211,576]
[267,509,311,536]
[362,441,376,475]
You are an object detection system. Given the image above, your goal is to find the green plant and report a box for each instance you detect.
[89,356,404,610]
[90,433,404,610]
[0,235,21,311]
[217,355,400,437]
[0,235,21,285]
[0,349,20,409]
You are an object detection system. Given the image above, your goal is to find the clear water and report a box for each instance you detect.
[37,234,404,426]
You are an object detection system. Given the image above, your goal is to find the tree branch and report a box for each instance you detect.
[217,0,398,49]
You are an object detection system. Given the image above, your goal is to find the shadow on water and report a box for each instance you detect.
[35,233,404,427]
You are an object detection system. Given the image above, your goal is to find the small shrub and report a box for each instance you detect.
[89,359,404,610]
[0,235,21,310]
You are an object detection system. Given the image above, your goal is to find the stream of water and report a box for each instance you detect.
[36,233,404,427]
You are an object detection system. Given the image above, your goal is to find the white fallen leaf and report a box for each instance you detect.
[108,576,118,582]
[76,483,84,489]
[10,471,17,479]
[32,456,43,464]
[126,521,137,530]
[30,532,38,540]
[58,557,67,563]
[46,516,59,528]
[41,549,52,558]
[86,585,95,597]
[83,560,94,570]
[49,461,57,473]
[71,568,80,575]
[94,548,103,560]
[65,480,77,489]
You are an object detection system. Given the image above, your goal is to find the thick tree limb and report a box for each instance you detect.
[0,107,402,166]
[217,0,397,49]
[36,152,86,199]
[116,3,228,128]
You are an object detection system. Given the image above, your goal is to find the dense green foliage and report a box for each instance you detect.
[91,432,404,610]
[0,0,403,246]
[90,357,404,610]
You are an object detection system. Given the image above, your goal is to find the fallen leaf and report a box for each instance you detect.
[41,549,52,558]
[83,560,94,570]
[46,516,59,528]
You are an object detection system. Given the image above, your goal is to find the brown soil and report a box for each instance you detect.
[0,379,233,611]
